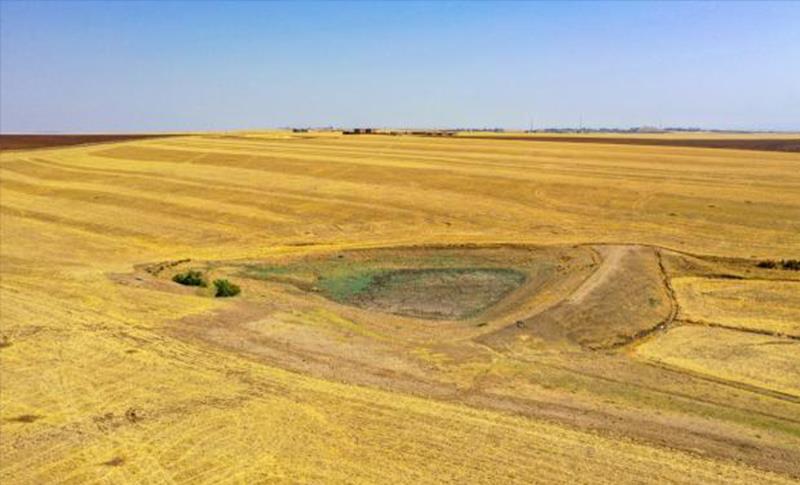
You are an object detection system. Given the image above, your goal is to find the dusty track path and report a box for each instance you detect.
[566,245,632,304]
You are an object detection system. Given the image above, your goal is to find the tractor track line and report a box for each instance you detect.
[681,319,800,341]
[640,359,800,404]
[472,342,800,426]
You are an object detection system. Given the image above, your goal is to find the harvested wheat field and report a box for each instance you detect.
[2,132,800,483]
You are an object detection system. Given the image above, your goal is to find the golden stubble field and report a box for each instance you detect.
[1,132,799,483]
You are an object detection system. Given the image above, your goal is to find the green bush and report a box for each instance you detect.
[172,270,207,287]
[782,259,800,271]
[756,260,777,269]
[213,279,241,297]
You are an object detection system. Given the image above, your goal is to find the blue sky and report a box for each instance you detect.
[1,1,798,132]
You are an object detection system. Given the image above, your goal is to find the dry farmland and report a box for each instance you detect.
[1,132,800,483]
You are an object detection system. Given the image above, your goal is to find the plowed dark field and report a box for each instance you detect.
[460,135,800,152]
[0,134,177,151]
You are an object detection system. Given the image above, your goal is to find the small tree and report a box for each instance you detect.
[173,270,207,287]
[213,279,241,297]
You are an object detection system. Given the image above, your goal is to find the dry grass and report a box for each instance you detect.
[673,277,800,336]
[636,325,800,397]
[2,133,800,483]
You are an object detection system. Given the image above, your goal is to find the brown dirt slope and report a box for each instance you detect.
[481,245,674,349]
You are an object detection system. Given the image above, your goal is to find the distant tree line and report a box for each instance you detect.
[756,259,800,271]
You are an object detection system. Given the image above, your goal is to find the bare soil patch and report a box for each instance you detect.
[347,268,526,320]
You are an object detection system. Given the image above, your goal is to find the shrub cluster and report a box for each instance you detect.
[756,259,800,271]
[213,279,241,297]
[172,270,207,287]
[172,270,242,297]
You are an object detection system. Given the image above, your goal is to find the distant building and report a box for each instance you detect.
[343,128,374,135]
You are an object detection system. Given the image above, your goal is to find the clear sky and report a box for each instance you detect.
[1,1,798,133]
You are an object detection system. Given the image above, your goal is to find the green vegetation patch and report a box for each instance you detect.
[213,279,241,297]
[172,270,207,287]
[317,269,387,301]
